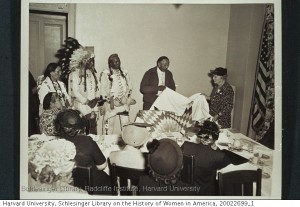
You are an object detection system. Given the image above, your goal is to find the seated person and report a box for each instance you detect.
[181,119,246,196]
[39,92,63,136]
[139,139,198,196]
[56,109,111,195]
[109,123,152,170]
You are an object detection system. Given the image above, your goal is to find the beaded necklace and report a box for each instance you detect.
[50,78,66,107]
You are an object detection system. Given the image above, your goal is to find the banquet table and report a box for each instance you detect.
[90,129,274,197]
[216,129,274,197]
[26,131,274,198]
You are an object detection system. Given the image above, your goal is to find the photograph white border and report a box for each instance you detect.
[20,0,282,199]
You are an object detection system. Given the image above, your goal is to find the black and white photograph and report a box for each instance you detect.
[20,0,281,199]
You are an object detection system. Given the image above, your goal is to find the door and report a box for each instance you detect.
[29,12,67,80]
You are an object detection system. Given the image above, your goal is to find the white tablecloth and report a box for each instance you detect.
[91,132,274,196]
[216,129,273,197]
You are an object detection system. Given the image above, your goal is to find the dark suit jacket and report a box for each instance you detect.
[181,142,232,195]
[140,67,176,109]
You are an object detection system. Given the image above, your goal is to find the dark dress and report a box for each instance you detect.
[140,67,176,110]
[138,175,198,196]
[209,81,234,128]
[181,141,247,196]
[69,135,111,195]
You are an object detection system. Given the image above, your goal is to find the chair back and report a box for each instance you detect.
[108,158,147,195]
[180,154,195,185]
[72,165,93,195]
[217,169,262,196]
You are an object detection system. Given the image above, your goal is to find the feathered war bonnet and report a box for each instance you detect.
[56,37,98,91]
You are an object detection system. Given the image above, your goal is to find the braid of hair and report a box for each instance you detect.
[91,70,99,91]
[108,67,113,90]
[84,67,87,92]
[119,69,128,86]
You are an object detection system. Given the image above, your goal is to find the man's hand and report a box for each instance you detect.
[87,99,98,108]
[158,85,166,91]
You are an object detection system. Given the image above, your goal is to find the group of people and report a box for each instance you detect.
[29,37,234,137]
[28,37,237,196]
[29,108,245,196]
[29,53,136,136]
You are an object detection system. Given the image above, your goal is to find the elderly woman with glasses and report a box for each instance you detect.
[205,67,234,129]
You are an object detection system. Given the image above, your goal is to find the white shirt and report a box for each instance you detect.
[109,145,145,170]
[37,76,70,115]
[68,69,100,115]
[156,67,165,96]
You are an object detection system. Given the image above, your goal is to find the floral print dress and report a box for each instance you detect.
[209,81,234,128]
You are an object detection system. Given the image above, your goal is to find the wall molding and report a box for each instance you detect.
[29,3,69,13]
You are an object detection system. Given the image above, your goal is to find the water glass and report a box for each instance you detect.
[176,137,184,146]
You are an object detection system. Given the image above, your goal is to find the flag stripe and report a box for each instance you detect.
[251,5,274,133]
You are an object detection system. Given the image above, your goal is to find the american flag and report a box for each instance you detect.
[251,5,274,135]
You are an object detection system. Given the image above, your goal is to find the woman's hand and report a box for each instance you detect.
[203,94,211,101]
[158,85,166,91]
[212,115,219,122]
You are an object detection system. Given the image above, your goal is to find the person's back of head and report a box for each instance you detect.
[55,109,86,139]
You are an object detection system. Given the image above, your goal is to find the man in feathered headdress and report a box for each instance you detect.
[57,37,104,134]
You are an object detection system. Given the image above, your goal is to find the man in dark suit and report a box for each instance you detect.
[140,56,176,110]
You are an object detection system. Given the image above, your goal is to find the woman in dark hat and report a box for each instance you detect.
[55,109,111,195]
[138,139,198,196]
[205,67,234,128]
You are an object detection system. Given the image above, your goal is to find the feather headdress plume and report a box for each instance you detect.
[56,37,98,91]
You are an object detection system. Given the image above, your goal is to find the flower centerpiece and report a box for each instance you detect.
[28,138,76,188]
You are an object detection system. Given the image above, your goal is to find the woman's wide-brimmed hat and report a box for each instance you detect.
[147,139,183,183]
[56,109,86,129]
[210,67,227,76]
[122,122,152,147]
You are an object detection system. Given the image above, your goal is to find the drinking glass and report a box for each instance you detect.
[253,146,271,179]
[176,137,184,146]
